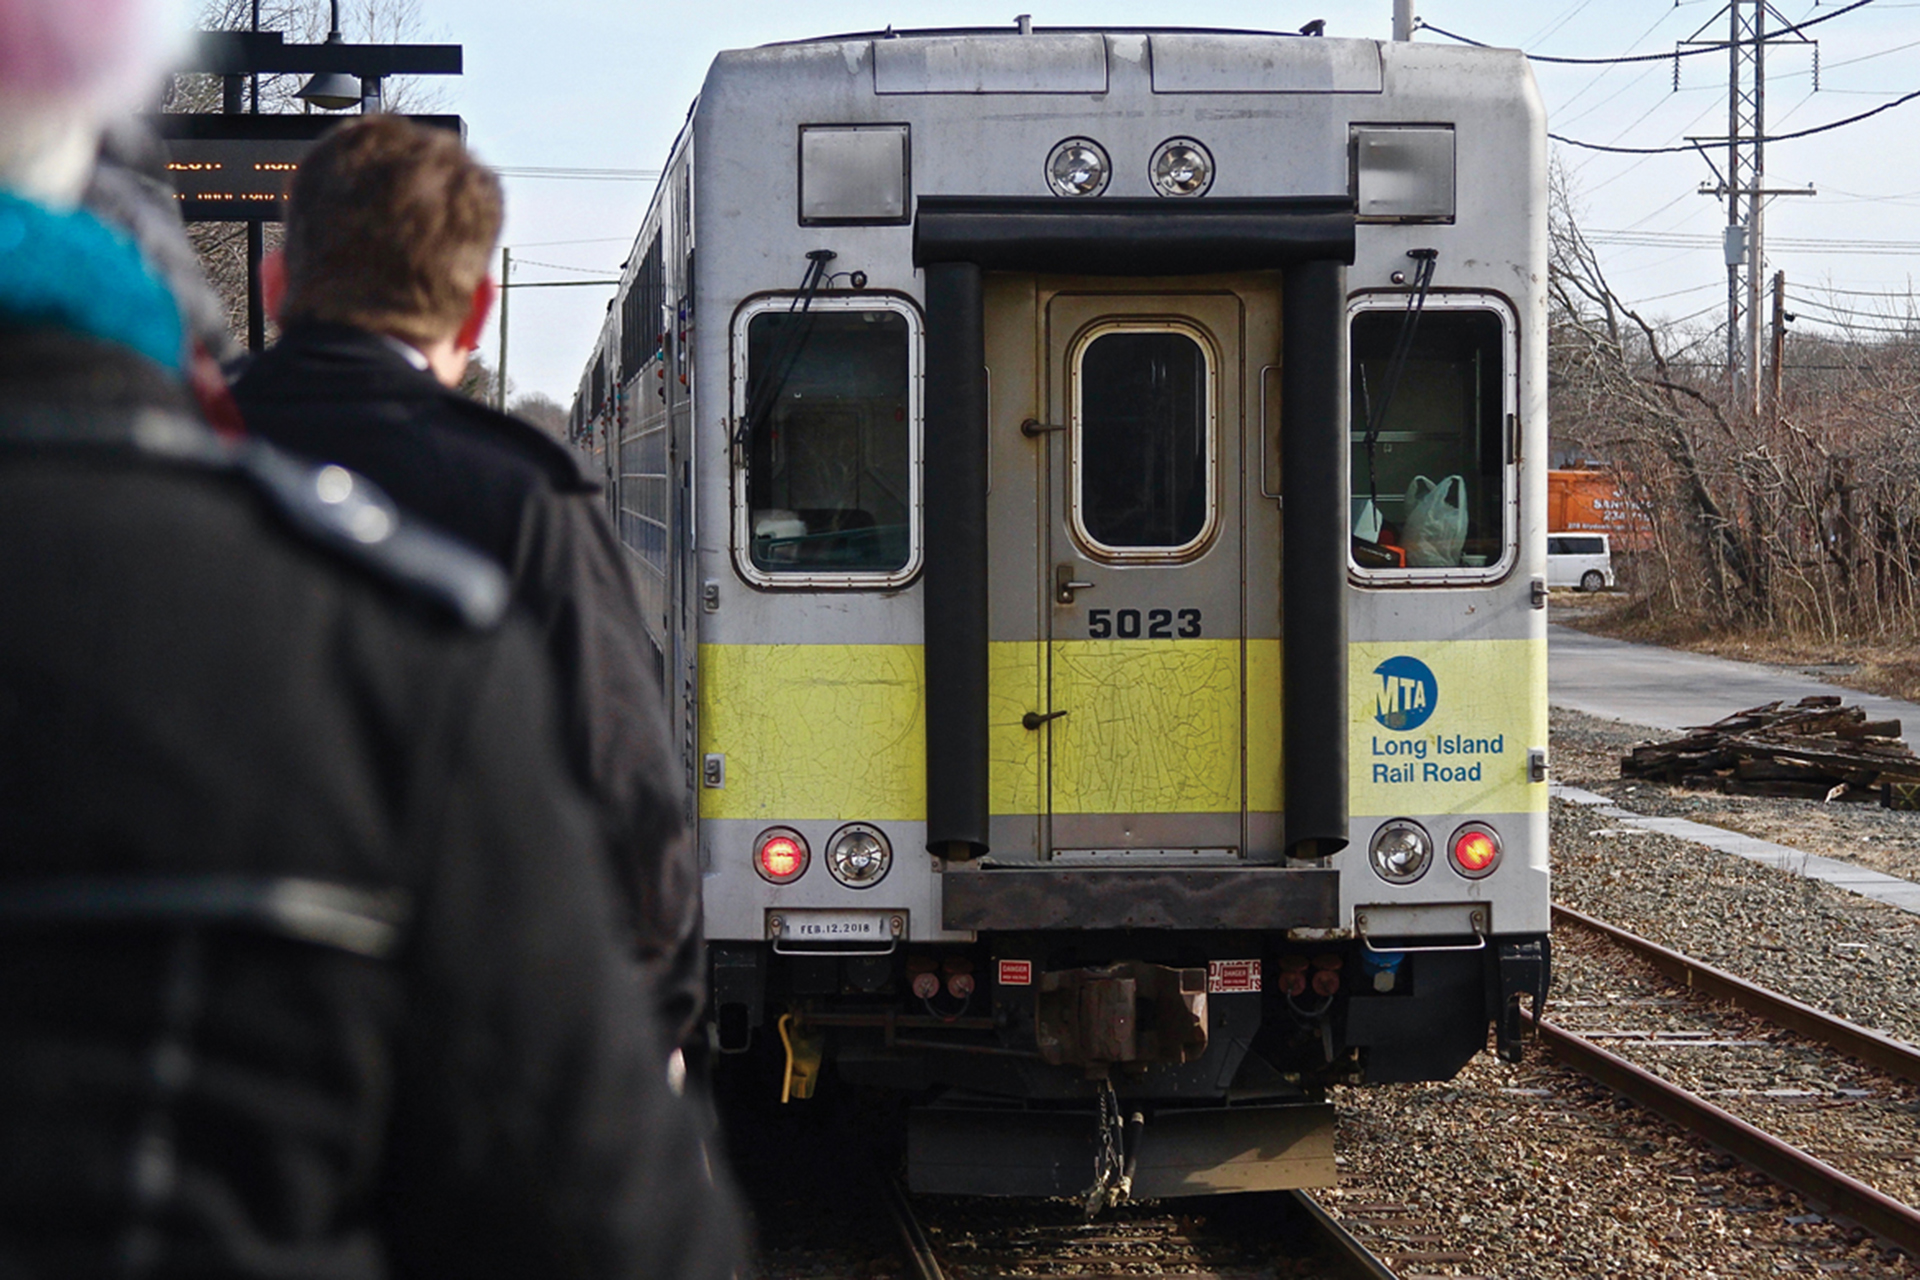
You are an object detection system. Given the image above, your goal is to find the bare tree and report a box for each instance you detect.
[1550,160,1920,642]
[457,353,500,406]
[510,392,568,438]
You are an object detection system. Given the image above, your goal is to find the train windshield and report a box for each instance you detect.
[1348,303,1511,578]
[743,307,913,573]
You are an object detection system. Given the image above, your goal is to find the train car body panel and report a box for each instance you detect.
[574,25,1552,1201]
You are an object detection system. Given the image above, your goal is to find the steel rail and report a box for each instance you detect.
[1552,902,1920,1087]
[1290,1190,1404,1280]
[1532,1013,1920,1257]
[882,1177,947,1280]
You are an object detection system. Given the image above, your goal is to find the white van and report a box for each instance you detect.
[1547,532,1614,591]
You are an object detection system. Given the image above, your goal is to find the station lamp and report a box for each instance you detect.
[296,0,365,110]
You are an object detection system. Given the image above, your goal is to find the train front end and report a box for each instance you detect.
[690,27,1550,1199]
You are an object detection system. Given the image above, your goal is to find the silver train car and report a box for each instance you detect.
[571,25,1551,1199]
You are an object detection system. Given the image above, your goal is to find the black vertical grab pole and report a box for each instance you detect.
[1280,258,1350,860]
[921,261,990,858]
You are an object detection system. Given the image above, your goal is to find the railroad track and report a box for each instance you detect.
[1544,901,1920,1257]
[881,1180,1403,1280]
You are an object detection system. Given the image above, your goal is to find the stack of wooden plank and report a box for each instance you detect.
[1619,696,1920,806]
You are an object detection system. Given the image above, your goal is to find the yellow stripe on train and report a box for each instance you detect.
[696,637,1542,822]
[697,643,927,822]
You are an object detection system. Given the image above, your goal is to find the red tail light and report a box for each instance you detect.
[1450,823,1501,878]
[754,828,810,884]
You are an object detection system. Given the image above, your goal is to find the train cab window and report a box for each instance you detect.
[1071,324,1217,559]
[1348,297,1515,582]
[732,297,922,585]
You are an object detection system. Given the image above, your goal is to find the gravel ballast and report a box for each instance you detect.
[1324,706,1920,1278]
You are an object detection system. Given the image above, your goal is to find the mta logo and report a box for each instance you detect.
[1373,656,1438,732]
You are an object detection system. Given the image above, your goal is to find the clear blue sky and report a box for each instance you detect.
[388,0,1920,405]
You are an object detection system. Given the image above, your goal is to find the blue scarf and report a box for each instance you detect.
[0,190,184,372]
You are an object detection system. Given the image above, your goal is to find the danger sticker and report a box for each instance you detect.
[997,959,1033,987]
[1208,959,1262,993]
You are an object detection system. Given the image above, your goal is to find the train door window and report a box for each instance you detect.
[1347,294,1516,583]
[1069,322,1217,560]
[730,295,922,587]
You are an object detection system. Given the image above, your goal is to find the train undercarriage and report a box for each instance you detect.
[714,929,1548,1198]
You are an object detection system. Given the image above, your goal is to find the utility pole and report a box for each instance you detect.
[490,257,619,413]
[1769,269,1787,420]
[1393,0,1415,42]
[1684,1,1815,421]
[496,245,510,410]
[245,0,264,353]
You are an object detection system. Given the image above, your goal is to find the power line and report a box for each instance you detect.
[1635,279,1726,302]
[1787,294,1920,333]
[1586,230,1920,254]
[493,165,661,181]
[1782,279,1920,297]
[506,235,633,248]
[1550,87,1920,152]
[1522,0,1602,52]
[1823,35,1920,68]
[1420,20,1708,61]
[514,257,616,275]
[1557,6,1693,120]
[1419,0,1879,64]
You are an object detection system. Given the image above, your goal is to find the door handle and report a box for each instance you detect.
[1022,710,1068,730]
[1021,417,1067,437]
[1055,564,1095,604]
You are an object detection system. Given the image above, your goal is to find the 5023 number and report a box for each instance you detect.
[1087,608,1202,639]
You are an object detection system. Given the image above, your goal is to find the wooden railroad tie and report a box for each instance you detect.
[1618,696,1920,805]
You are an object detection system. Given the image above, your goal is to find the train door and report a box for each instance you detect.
[1039,288,1255,859]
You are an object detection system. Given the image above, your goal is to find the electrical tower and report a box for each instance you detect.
[1682,1,1815,420]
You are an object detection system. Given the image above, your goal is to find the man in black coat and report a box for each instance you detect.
[233,117,704,1054]
[0,13,742,1262]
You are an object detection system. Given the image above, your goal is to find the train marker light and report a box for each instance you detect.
[1149,137,1214,197]
[1352,124,1456,223]
[826,823,892,888]
[1367,819,1432,884]
[798,124,910,225]
[1046,137,1111,197]
[754,828,810,884]
[1449,823,1502,878]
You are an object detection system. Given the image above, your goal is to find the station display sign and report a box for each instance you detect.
[142,113,463,221]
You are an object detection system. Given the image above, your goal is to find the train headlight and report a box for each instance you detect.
[754,827,810,884]
[1368,819,1432,884]
[826,823,892,888]
[1149,137,1213,197]
[1046,137,1111,197]
[1449,823,1502,878]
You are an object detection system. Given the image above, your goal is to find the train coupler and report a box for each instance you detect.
[1035,962,1208,1070]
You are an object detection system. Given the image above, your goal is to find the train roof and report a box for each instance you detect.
[770,26,1322,45]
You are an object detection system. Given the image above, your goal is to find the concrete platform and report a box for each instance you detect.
[1553,783,1920,916]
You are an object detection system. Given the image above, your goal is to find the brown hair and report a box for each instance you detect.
[280,115,503,345]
